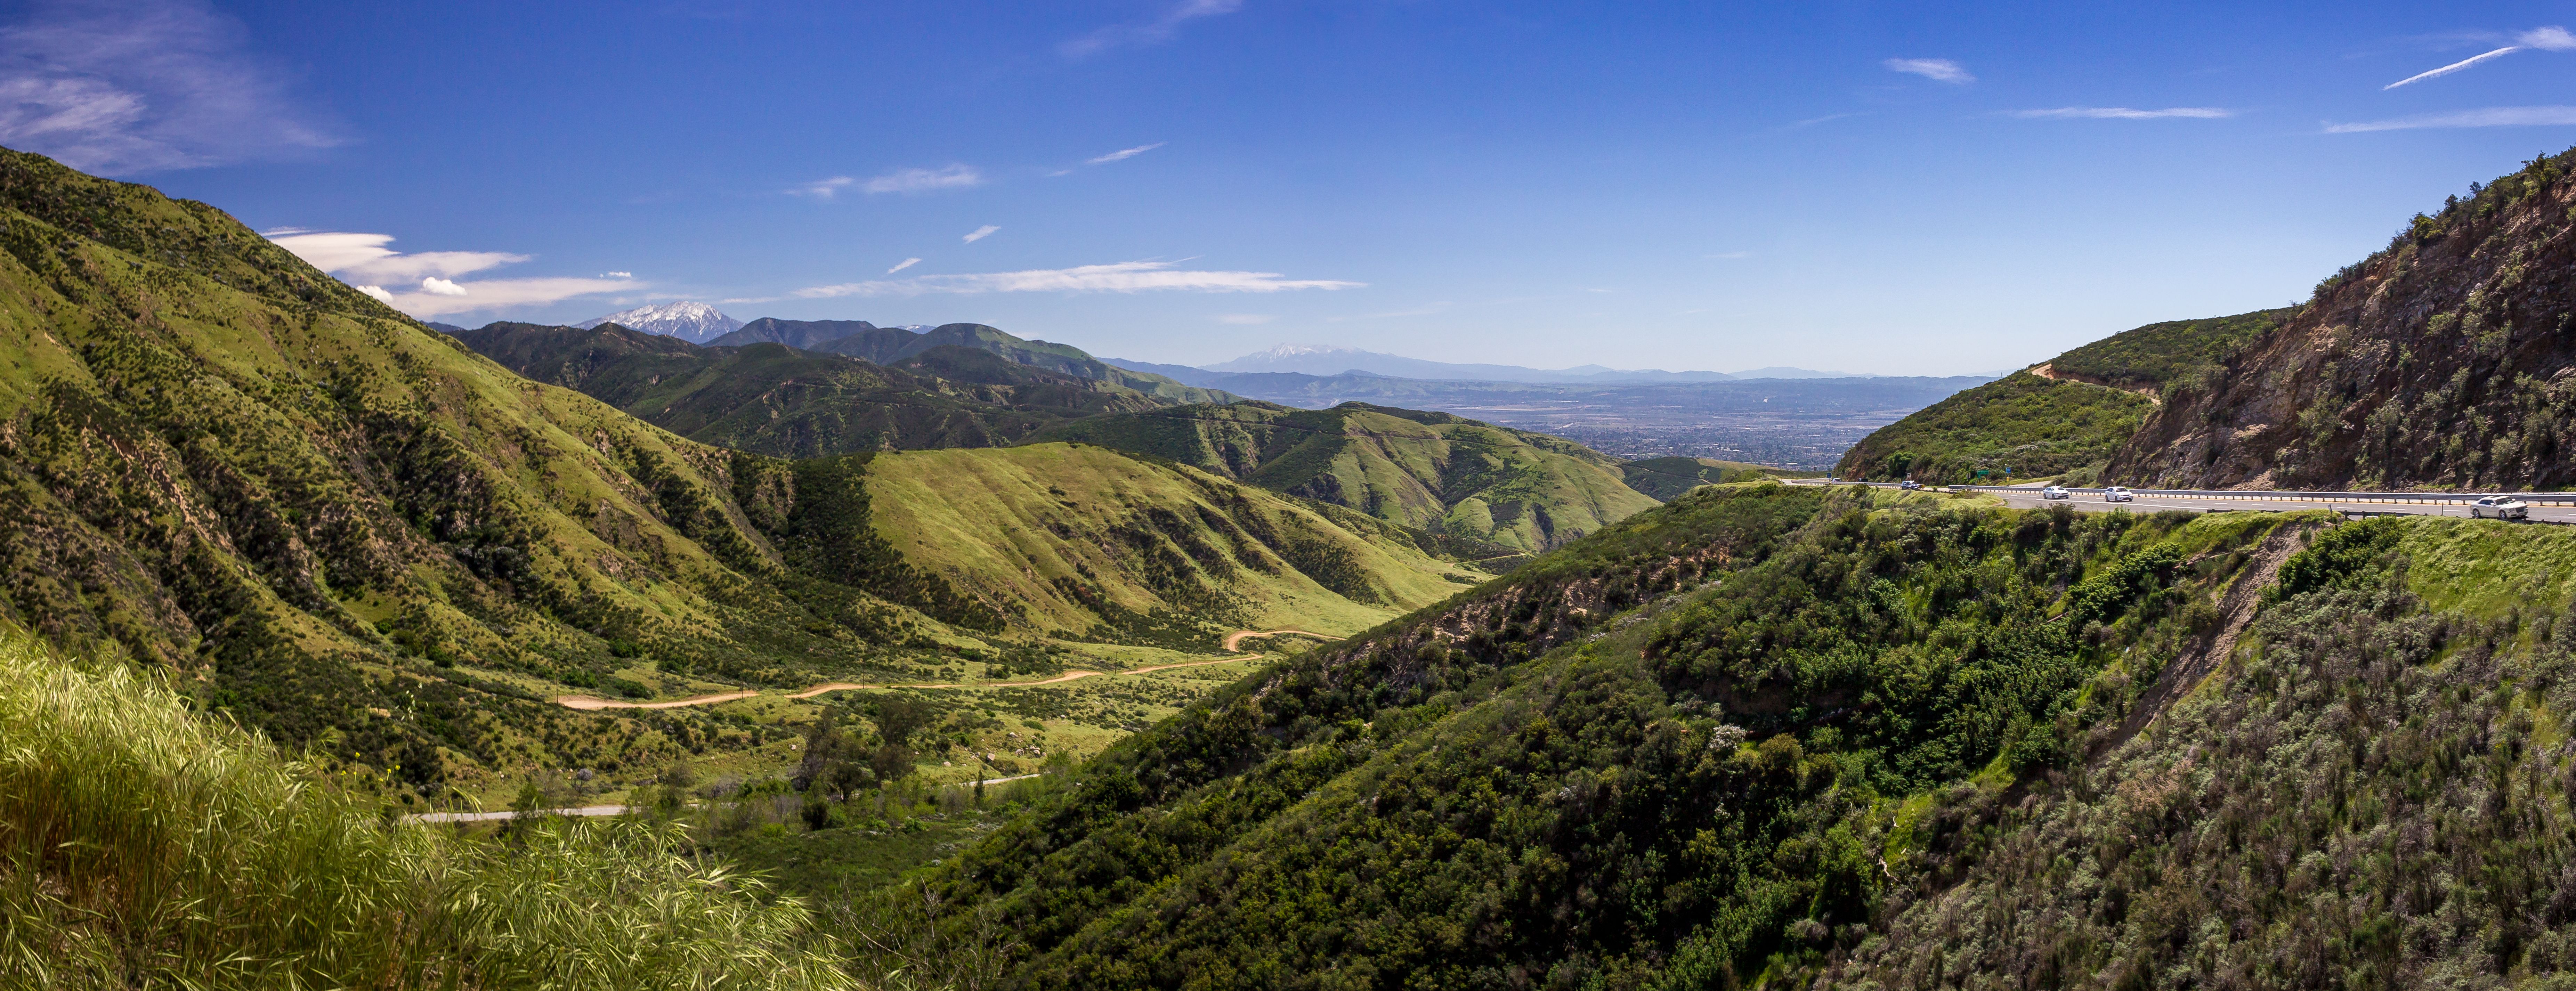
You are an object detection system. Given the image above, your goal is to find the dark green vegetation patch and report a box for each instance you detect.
[840,485,2302,988]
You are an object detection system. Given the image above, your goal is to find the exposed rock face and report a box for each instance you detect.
[2109,152,2576,490]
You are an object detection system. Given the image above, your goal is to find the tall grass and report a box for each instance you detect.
[0,633,859,990]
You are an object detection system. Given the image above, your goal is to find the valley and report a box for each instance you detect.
[24,132,2576,991]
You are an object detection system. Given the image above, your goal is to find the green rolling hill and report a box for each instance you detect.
[855,443,1477,647]
[1836,308,2291,484]
[1024,400,1662,553]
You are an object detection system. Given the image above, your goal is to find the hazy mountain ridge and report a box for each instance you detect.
[453,321,1173,457]
[713,319,1236,405]
[1123,344,1863,384]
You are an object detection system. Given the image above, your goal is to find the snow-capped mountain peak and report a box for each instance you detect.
[1255,343,1362,358]
[574,301,745,343]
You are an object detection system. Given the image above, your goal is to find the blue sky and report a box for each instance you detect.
[6,1,2576,374]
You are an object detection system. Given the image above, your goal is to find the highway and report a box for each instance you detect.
[1787,479,2576,524]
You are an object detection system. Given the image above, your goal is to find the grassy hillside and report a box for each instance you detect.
[824,484,2316,988]
[858,443,1478,647]
[0,146,1442,811]
[455,322,1167,457]
[1025,401,1660,552]
[0,145,976,803]
[1619,455,1793,499]
[0,633,850,990]
[716,318,1236,405]
[2113,148,2576,490]
[1837,308,2290,483]
[1835,371,2156,483]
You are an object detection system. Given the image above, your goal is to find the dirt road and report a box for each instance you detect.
[552,629,1341,712]
[1221,628,1343,651]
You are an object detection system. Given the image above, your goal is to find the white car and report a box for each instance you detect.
[2040,486,2070,500]
[1898,479,1921,491]
[2103,486,2134,503]
[2471,495,2530,520]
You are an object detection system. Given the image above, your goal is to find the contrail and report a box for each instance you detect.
[2386,46,2522,89]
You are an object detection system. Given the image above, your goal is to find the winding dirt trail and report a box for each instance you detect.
[552,629,1343,712]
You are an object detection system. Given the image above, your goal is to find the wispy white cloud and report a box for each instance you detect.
[1789,112,1861,129]
[2525,26,2576,50]
[263,231,528,284]
[789,176,854,198]
[860,164,982,194]
[1215,313,1275,324]
[2384,27,2576,89]
[886,257,921,274]
[2013,106,2234,120]
[789,166,983,198]
[793,260,1361,299]
[0,0,341,174]
[1088,142,1165,164]
[1884,58,1973,84]
[363,277,639,317]
[266,230,640,317]
[2324,105,2576,133]
[2385,45,2523,88]
[600,270,632,278]
[962,224,1000,243]
[1062,0,1242,59]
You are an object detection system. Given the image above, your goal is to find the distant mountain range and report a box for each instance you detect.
[572,301,744,342]
[1147,343,1867,383]
[568,313,1870,385]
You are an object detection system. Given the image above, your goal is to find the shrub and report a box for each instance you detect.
[0,634,854,990]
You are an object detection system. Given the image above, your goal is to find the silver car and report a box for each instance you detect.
[2103,486,2134,503]
[2471,495,2529,520]
[2040,486,2070,500]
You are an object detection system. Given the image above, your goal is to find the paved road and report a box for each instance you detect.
[1789,478,2576,523]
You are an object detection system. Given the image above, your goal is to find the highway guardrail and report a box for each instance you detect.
[1792,478,2576,505]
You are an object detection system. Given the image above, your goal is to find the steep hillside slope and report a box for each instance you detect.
[0,147,961,797]
[863,485,2304,988]
[1838,308,2289,483]
[713,318,1234,405]
[453,322,1165,456]
[856,443,1476,647]
[1821,516,2576,989]
[1024,400,1661,552]
[2111,150,2576,490]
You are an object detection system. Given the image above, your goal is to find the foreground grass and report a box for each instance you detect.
[0,634,857,991]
